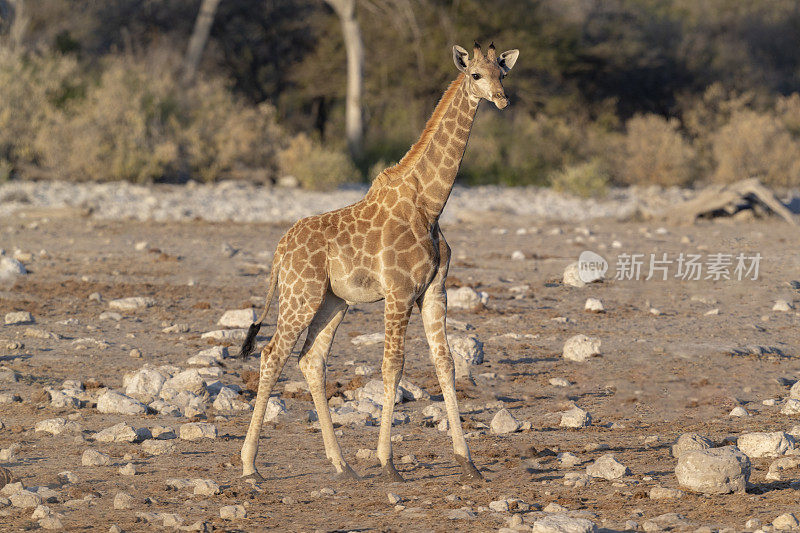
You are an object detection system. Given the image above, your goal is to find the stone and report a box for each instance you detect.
[490,408,521,434]
[10,490,42,508]
[563,472,591,488]
[511,250,525,260]
[729,406,749,417]
[220,504,246,520]
[357,379,402,405]
[447,508,476,520]
[163,369,206,395]
[558,452,581,467]
[162,323,189,333]
[58,471,78,484]
[586,454,629,480]
[675,446,750,494]
[532,513,597,533]
[93,423,147,443]
[113,492,135,510]
[563,335,601,362]
[789,380,800,400]
[96,390,147,415]
[398,379,429,401]
[773,300,793,312]
[193,479,220,496]
[447,286,488,310]
[218,309,257,328]
[774,513,800,530]
[188,346,228,366]
[765,456,800,481]
[782,399,800,414]
[123,367,167,401]
[38,516,63,530]
[489,499,509,512]
[584,298,604,312]
[563,262,586,288]
[142,439,176,456]
[350,332,385,346]
[161,514,184,527]
[745,518,761,530]
[643,513,690,531]
[671,433,714,458]
[649,487,684,499]
[99,311,122,321]
[264,397,286,421]
[201,329,247,342]
[179,422,217,441]
[387,492,402,504]
[151,426,177,440]
[737,432,795,458]
[549,377,571,387]
[108,297,155,311]
[560,407,591,428]
[213,387,251,412]
[35,418,80,436]
[81,449,110,466]
[119,463,136,476]
[422,403,446,422]
[0,256,26,282]
[450,335,484,378]
[4,311,33,325]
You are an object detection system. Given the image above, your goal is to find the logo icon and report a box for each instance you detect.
[578,250,608,283]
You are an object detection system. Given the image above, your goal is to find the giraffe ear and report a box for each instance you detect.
[453,45,469,73]
[498,49,519,72]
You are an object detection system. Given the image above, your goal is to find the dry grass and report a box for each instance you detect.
[277,133,358,190]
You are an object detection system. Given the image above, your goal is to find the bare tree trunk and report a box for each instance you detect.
[183,0,221,83]
[325,0,364,160]
[0,0,27,50]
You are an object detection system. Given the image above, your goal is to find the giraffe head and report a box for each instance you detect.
[453,41,519,109]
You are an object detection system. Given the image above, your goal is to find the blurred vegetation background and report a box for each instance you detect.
[2,0,800,194]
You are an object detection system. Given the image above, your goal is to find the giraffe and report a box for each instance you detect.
[237,41,519,483]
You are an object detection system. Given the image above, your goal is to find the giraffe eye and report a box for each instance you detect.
[471,73,481,80]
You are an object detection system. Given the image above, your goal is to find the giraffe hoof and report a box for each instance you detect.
[335,464,361,481]
[381,462,406,483]
[241,471,265,483]
[455,455,485,483]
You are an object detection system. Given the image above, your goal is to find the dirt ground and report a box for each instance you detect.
[1,208,800,532]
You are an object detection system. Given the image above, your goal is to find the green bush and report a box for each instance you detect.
[549,158,609,198]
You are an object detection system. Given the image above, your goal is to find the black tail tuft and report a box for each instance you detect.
[237,322,262,358]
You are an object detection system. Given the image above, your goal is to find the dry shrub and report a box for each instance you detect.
[5,49,281,182]
[612,114,696,187]
[277,133,358,190]
[711,109,800,187]
[549,158,609,198]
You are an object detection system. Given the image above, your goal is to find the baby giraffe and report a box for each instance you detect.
[238,42,519,483]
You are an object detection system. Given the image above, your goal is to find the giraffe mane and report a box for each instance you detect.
[371,73,466,188]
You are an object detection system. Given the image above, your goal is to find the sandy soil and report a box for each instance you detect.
[1,206,800,532]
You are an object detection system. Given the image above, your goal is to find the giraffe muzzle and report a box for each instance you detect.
[493,92,509,109]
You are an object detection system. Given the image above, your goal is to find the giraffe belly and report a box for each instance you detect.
[330,269,384,304]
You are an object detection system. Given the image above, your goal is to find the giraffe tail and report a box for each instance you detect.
[237,244,282,358]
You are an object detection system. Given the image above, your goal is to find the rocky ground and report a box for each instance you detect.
[0,182,800,532]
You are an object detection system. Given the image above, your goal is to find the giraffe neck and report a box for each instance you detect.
[370,75,480,223]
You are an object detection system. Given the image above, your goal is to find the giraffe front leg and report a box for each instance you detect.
[419,282,484,483]
[376,295,413,483]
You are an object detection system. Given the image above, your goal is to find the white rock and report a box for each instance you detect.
[560,407,591,428]
[490,409,521,434]
[159,389,207,417]
[10,490,42,508]
[563,472,590,488]
[356,379,402,405]
[201,329,247,342]
[583,298,604,313]
[187,346,228,366]
[447,286,488,310]
[675,446,750,494]
[4,311,33,325]
[737,432,795,458]
[563,262,586,288]
[562,335,601,362]
[449,335,484,378]
[150,426,177,440]
[489,499,509,512]
[729,406,749,417]
[31,504,52,519]
[218,309,257,328]
[213,387,251,412]
[558,452,581,467]
[532,513,597,533]
[220,504,246,520]
[264,397,287,422]
[141,439,176,456]
[350,332,385,346]
[765,456,800,481]
[387,492,402,504]
[193,479,220,496]
[773,299,793,312]
[549,377,571,387]
[119,463,136,476]
[511,250,525,260]
[35,418,80,436]
[94,423,148,443]
[179,422,217,441]
[782,399,800,414]
[586,454,629,480]
[774,513,800,530]
[671,433,714,458]
[398,379,429,401]
[789,381,800,400]
[0,256,26,282]
[38,516,63,530]
[422,403,446,422]
[81,449,110,466]
[354,365,375,375]
[96,390,147,415]
[163,369,206,395]
[58,471,78,484]
[113,492,135,510]
[108,297,155,311]
[123,367,167,401]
